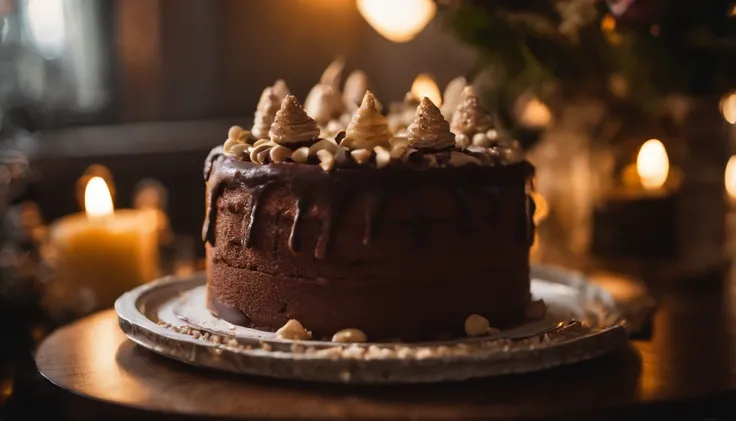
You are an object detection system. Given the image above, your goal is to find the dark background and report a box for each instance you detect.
[4,0,475,250]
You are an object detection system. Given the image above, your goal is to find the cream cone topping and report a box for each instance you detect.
[251,87,280,139]
[341,91,391,150]
[269,95,320,145]
[272,79,290,102]
[450,86,494,136]
[406,97,456,150]
[441,76,467,118]
[343,70,369,111]
[305,83,345,126]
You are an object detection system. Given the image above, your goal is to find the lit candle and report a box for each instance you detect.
[620,139,679,195]
[356,0,435,43]
[410,73,442,106]
[637,139,670,190]
[726,155,736,203]
[591,139,682,261]
[49,176,159,309]
[720,92,736,124]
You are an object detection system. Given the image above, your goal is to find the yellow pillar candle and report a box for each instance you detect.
[50,177,159,309]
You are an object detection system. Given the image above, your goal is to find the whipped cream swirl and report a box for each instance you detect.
[251,87,280,139]
[341,91,391,150]
[305,84,345,126]
[272,79,290,102]
[269,95,321,145]
[343,70,369,111]
[406,97,456,151]
[450,86,495,137]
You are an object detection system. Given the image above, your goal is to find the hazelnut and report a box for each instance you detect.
[256,148,271,164]
[223,139,249,158]
[472,133,491,148]
[374,146,391,169]
[228,125,246,140]
[316,149,335,172]
[350,149,372,165]
[275,319,312,340]
[249,143,272,164]
[449,151,481,167]
[332,328,368,343]
[389,136,409,149]
[390,145,407,160]
[269,145,293,163]
[486,129,499,140]
[455,134,470,150]
[291,147,310,163]
[309,138,338,156]
[253,138,272,147]
[464,314,491,337]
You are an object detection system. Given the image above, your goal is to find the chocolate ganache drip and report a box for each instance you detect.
[203,152,535,259]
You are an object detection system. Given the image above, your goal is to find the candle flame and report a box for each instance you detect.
[85,176,114,217]
[410,73,442,106]
[356,0,435,43]
[636,139,669,190]
[726,155,736,200]
[721,92,736,124]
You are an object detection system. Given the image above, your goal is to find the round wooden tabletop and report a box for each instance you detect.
[35,272,736,421]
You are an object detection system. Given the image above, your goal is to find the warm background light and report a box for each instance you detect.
[637,139,669,190]
[84,176,114,217]
[721,92,736,124]
[726,155,736,199]
[357,0,436,43]
[519,97,552,128]
[410,73,442,106]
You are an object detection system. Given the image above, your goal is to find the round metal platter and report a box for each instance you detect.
[115,265,629,384]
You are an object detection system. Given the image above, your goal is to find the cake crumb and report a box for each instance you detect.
[464,314,491,337]
[331,328,368,343]
[276,319,312,341]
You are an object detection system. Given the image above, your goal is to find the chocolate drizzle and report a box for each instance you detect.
[288,198,308,255]
[314,201,333,259]
[203,147,535,260]
[242,183,271,248]
[204,146,224,181]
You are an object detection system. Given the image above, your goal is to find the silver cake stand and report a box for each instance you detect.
[115,264,629,384]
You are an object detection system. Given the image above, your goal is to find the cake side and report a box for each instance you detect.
[204,153,535,340]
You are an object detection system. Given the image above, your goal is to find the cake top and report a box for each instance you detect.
[269,95,321,146]
[215,79,526,172]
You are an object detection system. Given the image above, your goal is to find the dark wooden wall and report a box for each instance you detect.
[114,0,476,123]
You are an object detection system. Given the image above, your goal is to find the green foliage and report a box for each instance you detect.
[437,0,736,114]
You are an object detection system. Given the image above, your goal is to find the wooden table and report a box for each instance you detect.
[33,271,736,421]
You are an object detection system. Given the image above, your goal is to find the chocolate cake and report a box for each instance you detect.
[204,86,536,341]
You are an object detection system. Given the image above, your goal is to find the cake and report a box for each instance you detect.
[204,87,536,342]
